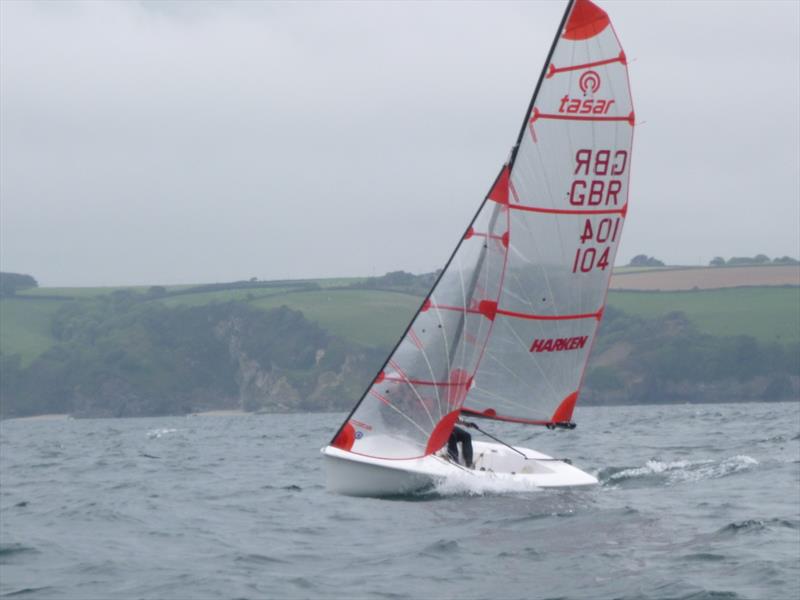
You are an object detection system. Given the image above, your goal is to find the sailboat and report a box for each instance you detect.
[323,0,634,497]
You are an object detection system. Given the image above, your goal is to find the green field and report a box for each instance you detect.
[157,287,296,308]
[18,278,363,300]
[249,289,420,349]
[22,286,151,298]
[0,298,64,366]
[608,287,800,344]
[2,281,798,366]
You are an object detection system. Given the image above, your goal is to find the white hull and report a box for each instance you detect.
[323,440,597,497]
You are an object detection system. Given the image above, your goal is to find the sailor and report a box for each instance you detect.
[447,420,474,468]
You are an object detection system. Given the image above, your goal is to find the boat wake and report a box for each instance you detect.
[428,470,545,497]
[598,455,758,487]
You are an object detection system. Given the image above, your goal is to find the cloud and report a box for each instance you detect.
[1,0,798,285]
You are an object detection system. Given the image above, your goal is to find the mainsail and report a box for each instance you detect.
[330,0,633,459]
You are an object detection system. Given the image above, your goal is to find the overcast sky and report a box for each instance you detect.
[1,0,798,287]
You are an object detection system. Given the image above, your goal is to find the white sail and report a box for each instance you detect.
[463,0,634,426]
[329,0,634,462]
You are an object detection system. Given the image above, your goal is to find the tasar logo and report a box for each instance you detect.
[559,70,614,115]
[579,70,601,94]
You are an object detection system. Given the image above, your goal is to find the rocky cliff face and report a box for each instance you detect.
[215,314,375,414]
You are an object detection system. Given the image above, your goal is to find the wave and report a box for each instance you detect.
[716,518,800,536]
[0,544,39,559]
[233,553,289,565]
[429,470,545,497]
[2,587,56,597]
[146,428,179,439]
[599,455,758,487]
[421,539,460,555]
[617,592,743,600]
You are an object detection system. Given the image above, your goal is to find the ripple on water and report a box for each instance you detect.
[599,455,759,487]
[1,586,57,597]
[1,403,798,600]
[421,539,459,555]
[233,553,289,565]
[715,518,800,536]
[0,544,40,563]
[680,552,728,562]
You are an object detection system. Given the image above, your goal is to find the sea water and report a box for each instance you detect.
[1,402,798,600]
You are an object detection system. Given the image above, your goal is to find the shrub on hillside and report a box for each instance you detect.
[0,272,38,296]
[628,255,665,267]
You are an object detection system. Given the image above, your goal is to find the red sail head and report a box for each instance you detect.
[563,0,610,41]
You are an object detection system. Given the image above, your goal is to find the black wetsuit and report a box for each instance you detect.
[447,426,473,467]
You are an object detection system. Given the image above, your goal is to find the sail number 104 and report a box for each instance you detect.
[572,217,622,273]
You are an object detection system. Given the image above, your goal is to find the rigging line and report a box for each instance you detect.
[463,421,528,460]
[468,422,575,464]
[387,359,437,428]
[431,453,472,473]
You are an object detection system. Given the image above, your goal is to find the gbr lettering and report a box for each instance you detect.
[569,149,627,206]
[570,149,628,273]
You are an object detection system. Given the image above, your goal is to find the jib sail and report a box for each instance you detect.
[330,174,508,460]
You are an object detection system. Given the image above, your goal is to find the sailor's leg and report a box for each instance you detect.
[452,427,473,468]
[447,432,459,462]
[461,431,474,468]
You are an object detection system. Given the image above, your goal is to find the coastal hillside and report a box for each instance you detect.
[1,265,798,417]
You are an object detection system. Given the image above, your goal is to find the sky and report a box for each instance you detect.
[1,0,798,287]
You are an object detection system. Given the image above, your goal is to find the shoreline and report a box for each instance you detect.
[188,409,250,417]
[3,413,71,422]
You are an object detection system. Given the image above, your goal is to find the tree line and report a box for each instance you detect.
[0,291,378,418]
